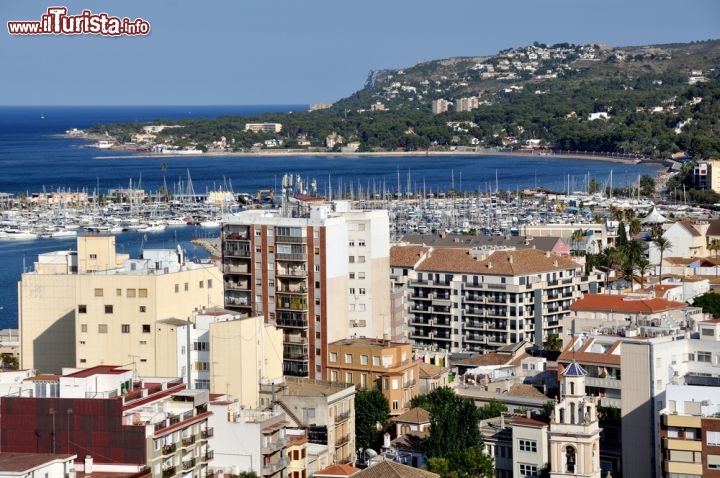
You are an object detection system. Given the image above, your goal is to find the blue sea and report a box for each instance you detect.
[0,105,662,329]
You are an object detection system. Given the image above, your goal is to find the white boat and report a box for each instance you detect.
[0,229,38,241]
[199,219,220,228]
[91,140,114,149]
[51,229,78,238]
[138,222,167,232]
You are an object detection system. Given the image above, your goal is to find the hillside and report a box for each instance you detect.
[92,40,720,161]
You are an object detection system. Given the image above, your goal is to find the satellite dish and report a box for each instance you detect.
[365,449,378,458]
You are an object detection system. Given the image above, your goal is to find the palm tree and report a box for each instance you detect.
[570,228,584,255]
[629,218,642,238]
[709,239,720,259]
[635,256,652,288]
[654,236,672,284]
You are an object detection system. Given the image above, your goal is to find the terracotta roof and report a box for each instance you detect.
[390,430,429,451]
[511,416,549,428]
[557,339,623,367]
[390,245,428,268]
[570,294,687,313]
[453,352,518,367]
[707,219,720,236]
[25,374,60,382]
[416,248,581,275]
[418,362,448,379]
[353,461,439,478]
[507,383,548,399]
[315,463,361,477]
[394,407,431,424]
[700,318,720,324]
[679,221,702,237]
[665,257,696,265]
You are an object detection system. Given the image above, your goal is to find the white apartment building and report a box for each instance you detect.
[401,246,599,353]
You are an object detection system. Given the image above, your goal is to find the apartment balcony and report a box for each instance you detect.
[464,308,486,317]
[585,376,621,390]
[200,450,214,463]
[277,286,308,295]
[464,320,487,330]
[403,378,417,389]
[335,411,351,424]
[262,438,288,455]
[434,318,452,327]
[200,428,214,440]
[162,443,177,455]
[276,295,308,311]
[224,245,251,258]
[225,280,251,291]
[276,252,307,261]
[409,329,432,340]
[181,435,196,448]
[261,458,288,475]
[276,267,308,278]
[413,279,450,288]
[275,312,309,329]
[162,466,177,478]
[283,345,309,361]
[433,332,451,341]
[223,262,251,274]
[182,458,196,471]
[224,231,249,241]
[410,304,431,313]
[336,434,351,446]
[409,316,431,326]
[275,235,306,244]
[283,362,309,377]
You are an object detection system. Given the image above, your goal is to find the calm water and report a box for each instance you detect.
[0,106,662,328]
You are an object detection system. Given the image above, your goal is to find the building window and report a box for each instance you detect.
[175,284,179,293]
[184,283,189,291]
[360,355,368,365]
[708,431,720,446]
[698,351,712,363]
[78,305,87,314]
[116,288,122,296]
[121,324,130,333]
[345,372,353,383]
[330,370,338,382]
[519,463,538,477]
[330,352,337,362]
[519,439,537,452]
[80,324,87,333]
[392,400,398,410]
[358,224,365,231]
[345,353,353,364]
[207,279,213,289]
[373,356,380,366]
[359,288,366,295]
[350,288,356,295]
[349,241,355,247]
[358,256,366,263]
[138,288,148,297]
[349,272,355,279]
[94,288,103,297]
[349,256,355,263]
[358,272,365,279]
[98,324,108,334]
[199,280,204,288]
[358,240,365,247]
[89,254,97,260]
[126,289,136,298]
[139,306,146,313]
[105,305,113,314]
[142,324,151,333]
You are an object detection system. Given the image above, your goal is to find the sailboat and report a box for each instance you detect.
[40,112,46,120]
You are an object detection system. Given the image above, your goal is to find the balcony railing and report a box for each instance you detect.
[335,411,351,423]
[336,434,351,446]
[182,458,196,471]
[261,437,288,455]
[162,443,176,455]
[181,435,196,447]
[162,466,176,478]
[262,458,289,475]
[201,450,214,462]
[275,235,306,243]
[201,428,214,439]
[276,252,307,261]
[403,378,417,389]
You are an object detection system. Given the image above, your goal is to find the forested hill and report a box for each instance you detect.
[95,40,720,159]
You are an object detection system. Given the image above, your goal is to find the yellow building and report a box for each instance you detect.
[19,235,223,376]
[326,338,418,415]
[208,314,283,409]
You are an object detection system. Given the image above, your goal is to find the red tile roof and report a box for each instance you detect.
[570,294,686,313]
[64,365,129,378]
[314,463,361,477]
[416,248,580,275]
[390,246,429,267]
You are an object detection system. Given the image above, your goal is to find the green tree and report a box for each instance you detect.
[616,221,628,249]
[635,256,652,288]
[0,354,18,370]
[411,387,483,457]
[355,389,389,451]
[691,292,720,317]
[426,446,495,478]
[543,333,563,352]
[477,399,508,420]
[232,472,259,478]
[639,175,656,197]
[570,229,584,255]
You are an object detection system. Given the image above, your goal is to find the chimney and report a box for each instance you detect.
[487,262,493,269]
[545,251,551,258]
[526,410,532,419]
[508,255,513,264]
[84,456,93,474]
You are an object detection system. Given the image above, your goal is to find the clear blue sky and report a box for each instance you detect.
[1,0,718,106]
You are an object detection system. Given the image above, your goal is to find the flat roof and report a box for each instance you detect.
[64,365,129,378]
[0,453,76,472]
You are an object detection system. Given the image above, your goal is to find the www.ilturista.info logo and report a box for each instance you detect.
[7,7,150,36]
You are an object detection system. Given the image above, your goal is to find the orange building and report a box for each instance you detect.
[327,338,419,415]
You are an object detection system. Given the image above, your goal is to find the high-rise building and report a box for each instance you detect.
[19,235,223,375]
[431,99,449,114]
[221,201,390,379]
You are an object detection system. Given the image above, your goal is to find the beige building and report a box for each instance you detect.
[207,313,283,409]
[245,122,283,133]
[326,338,419,415]
[19,235,223,375]
[265,377,356,466]
[693,159,720,193]
[431,99,449,114]
[221,202,390,379]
